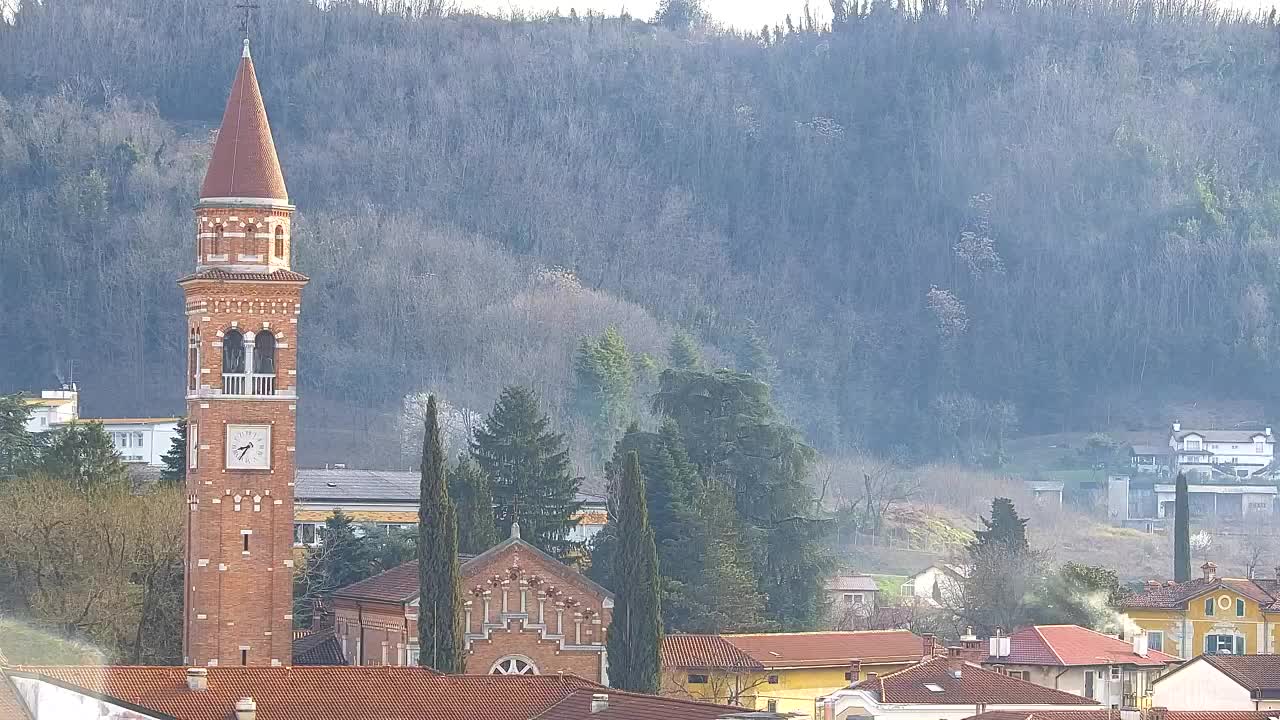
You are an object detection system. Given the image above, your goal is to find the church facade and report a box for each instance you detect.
[181,39,306,667]
[328,526,613,682]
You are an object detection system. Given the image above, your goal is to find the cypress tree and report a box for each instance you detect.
[667,331,702,371]
[1174,472,1191,582]
[472,386,582,558]
[973,497,1029,550]
[450,454,498,555]
[607,451,662,693]
[418,395,465,673]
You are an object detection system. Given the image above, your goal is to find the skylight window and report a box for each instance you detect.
[924,684,945,692]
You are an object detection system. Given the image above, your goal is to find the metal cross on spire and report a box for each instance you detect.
[234,1,260,37]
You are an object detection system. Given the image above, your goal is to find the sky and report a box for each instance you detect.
[458,0,833,30]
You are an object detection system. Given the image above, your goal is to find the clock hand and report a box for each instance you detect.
[237,443,252,459]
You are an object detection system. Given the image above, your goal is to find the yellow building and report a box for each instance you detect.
[660,630,930,718]
[1123,562,1280,659]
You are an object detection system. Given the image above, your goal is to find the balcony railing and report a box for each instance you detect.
[221,373,276,396]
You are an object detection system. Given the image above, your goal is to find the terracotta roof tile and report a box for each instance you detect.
[725,630,925,668]
[986,626,1179,667]
[200,42,288,202]
[855,657,1098,705]
[661,635,764,670]
[179,268,309,283]
[0,673,32,720]
[966,712,1280,720]
[16,666,691,720]
[531,687,739,720]
[1123,577,1277,611]
[1200,654,1280,691]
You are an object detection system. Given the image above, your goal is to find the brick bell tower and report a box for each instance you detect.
[180,38,306,667]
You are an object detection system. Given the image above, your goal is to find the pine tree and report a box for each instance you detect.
[0,393,34,480]
[450,454,498,554]
[973,497,1029,550]
[573,326,636,458]
[471,386,582,558]
[159,419,186,484]
[418,396,465,673]
[607,451,662,693]
[36,421,127,489]
[667,331,702,371]
[1174,472,1191,582]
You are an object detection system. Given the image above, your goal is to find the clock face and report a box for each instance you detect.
[225,424,271,470]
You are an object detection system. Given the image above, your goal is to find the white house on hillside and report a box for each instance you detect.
[1169,422,1275,480]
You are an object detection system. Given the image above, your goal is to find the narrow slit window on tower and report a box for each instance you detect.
[274,226,285,257]
[244,224,257,258]
[243,534,250,552]
[211,224,224,256]
[241,649,248,666]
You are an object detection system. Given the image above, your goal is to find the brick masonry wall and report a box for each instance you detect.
[183,202,306,667]
[195,206,293,269]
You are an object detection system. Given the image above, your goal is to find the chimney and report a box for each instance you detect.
[1202,561,1217,581]
[1165,580,1176,587]
[1146,580,1160,589]
[1173,421,1181,433]
[590,694,609,714]
[1133,632,1149,658]
[947,656,964,679]
[849,659,862,683]
[1266,427,1272,437]
[866,672,878,682]
[234,697,257,720]
[185,668,208,691]
[922,633,936,658]
[1145,707,1169,720]
[989,628,1010,659]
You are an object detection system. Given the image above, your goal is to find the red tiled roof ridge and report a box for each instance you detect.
[179,268,310,283]
[716,629,925,667]
[724,629,915,637]
[1032,626,1067,665]
[855,656,1098,705]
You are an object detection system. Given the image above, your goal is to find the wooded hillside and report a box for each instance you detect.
[3,0,1280,469]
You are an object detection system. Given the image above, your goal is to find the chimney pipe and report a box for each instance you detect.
[1202,562,1217,581]
[989,628,1010,659]
[590,693,609,714]
[185,668,208,691]
[922,633,936,658]
[234,696,257,720]
[1133,632,1149,658]
[947,657,964,678]
[849,659,862,683]
[1173,422,1181,433]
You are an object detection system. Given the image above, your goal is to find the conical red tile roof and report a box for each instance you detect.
[199,40,288,203]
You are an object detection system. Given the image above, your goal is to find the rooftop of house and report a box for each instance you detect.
[291,628,345,666]
[1122,563,1280,612]
[1155,654,1280,693]
[984,625,1179,667]
[1172,429,1273,444]
[10,665,739,720]
[964,711,1280,720]
[0,674,31,720]
[826,575,880,593]
[295,468,606,507]
[851,656,1099,705]
[331,526,611,605]
[662,630,925,670]
[80,417,181,425]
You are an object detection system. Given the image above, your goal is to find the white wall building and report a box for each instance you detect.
[1169,423,1276,479]
[21,386,180,467]
[1153,654,1280,711]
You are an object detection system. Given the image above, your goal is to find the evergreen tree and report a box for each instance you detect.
[573,325,636,458]
[472,386,582,558]
[315,510,378,591]
[656,0,705,29]
[1174,472,1191,582]
[679,482,769,633]
[973,497,1029,550]
[652,369,830,629]
[418,396,465,673]
[36,421,127,489]
[0,393,34,480]
[450,454,498,554]
[607,451,662,693]
[159,419,186,484]
[667,331,703,371]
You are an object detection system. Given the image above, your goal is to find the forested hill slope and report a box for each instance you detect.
[3,0,1280,467]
